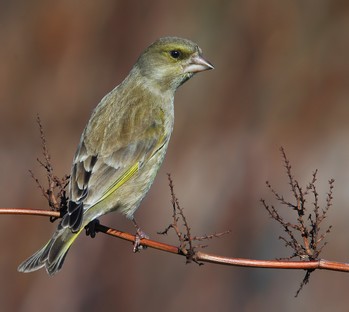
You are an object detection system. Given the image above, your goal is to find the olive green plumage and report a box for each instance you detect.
[18,36,213,275]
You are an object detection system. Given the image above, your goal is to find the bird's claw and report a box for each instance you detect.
[85,219,100,238]
[133,228,148,252]
[132,219,148,252]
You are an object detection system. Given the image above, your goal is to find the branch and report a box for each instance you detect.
[0,208,60,218]
[4,207,349,272]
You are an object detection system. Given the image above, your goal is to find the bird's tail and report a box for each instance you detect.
[17,226,83,275]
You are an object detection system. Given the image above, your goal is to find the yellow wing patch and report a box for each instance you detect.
[97,162,140,204]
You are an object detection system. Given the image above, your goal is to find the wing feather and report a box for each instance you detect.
[63,93,170,231]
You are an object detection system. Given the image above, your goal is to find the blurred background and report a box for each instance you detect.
[1,0,349,311]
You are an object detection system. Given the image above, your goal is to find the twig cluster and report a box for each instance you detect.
[158,174,230,264]
[261,146,334,296]
[29,115,69,221]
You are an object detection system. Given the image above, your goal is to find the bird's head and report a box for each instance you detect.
[135,37,214,92]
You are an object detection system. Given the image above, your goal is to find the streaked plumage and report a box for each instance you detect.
[18,37,213,275]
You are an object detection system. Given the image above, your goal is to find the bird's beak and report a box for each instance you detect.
[183,54,214,73]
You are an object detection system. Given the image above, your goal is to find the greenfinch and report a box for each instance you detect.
[18,36,213,275]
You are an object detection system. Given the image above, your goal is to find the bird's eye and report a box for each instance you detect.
[169,50,181,59]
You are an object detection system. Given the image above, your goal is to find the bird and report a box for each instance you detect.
[18,36,214,275]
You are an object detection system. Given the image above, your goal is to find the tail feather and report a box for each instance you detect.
[18,227,79,275]
[17,243,48,273]
[46,249,69,275]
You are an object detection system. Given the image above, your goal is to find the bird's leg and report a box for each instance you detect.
[132,218,148,252]
[85,219,100,238]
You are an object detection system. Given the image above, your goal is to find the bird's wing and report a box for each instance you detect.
[62,103,169,232]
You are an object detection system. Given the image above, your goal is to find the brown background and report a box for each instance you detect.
[1,1,349,311]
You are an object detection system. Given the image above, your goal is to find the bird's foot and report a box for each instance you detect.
[132,218,148,252]
[85,219,100,238]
